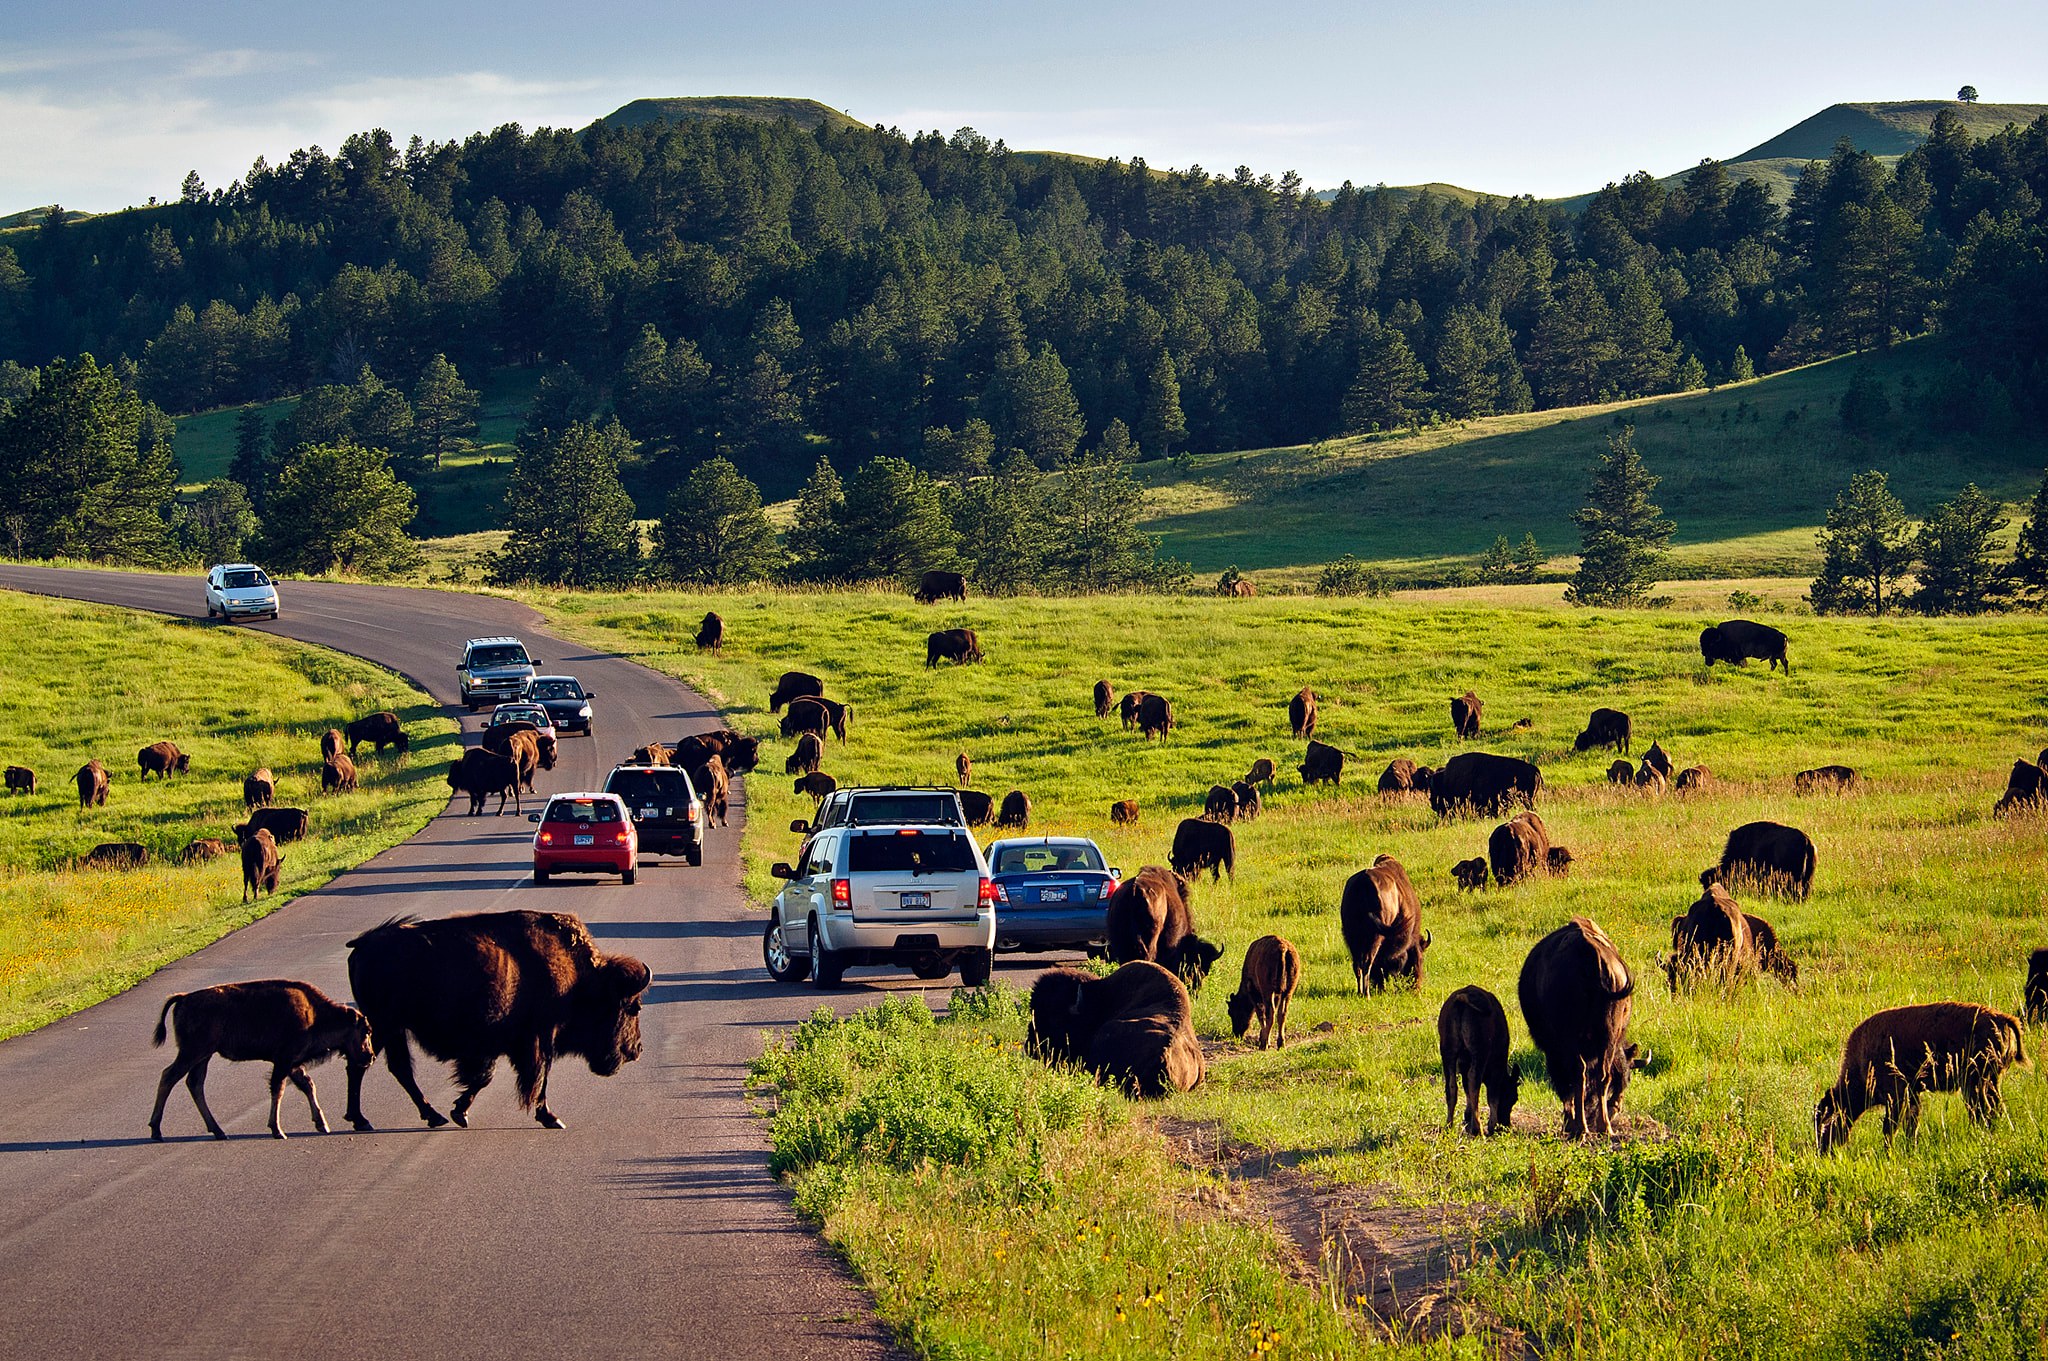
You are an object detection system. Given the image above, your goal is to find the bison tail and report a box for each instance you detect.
[153,993,183,1047]
[346,914,420,949]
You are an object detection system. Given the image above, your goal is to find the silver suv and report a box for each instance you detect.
[764,823,995,988]
[457,637,537,711]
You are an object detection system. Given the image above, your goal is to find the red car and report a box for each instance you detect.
[531,792,638,885]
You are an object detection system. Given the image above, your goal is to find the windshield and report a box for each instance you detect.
[224,570,269,589]
[490,707,548,726]
[605,770,696,803]
[848,831,977,874]
[995,844,1106,874]
[845,794,961,826]
[543,798,621,824]
[529,679,583,701]
[469,646,530,668]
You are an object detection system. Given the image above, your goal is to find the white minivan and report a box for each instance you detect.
[204,563,280,620]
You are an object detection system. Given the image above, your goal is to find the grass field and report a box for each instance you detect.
[0,592,458,1039]
[537,585,2048,1356]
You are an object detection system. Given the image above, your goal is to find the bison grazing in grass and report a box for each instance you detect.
[1204,784,1237,822]
[236,806,309,845]
[1574,708,1632,755]
[768,670,824,712]
[1700,619,1789,674]
[321,752,358,794]
[1298,740,1345,786]
[181,837,228,865]
[1093,679,1114,719]
[138,741,190,780]
[243,767,275,808]
[1795,764,1859,794]
[239,827,283,902]
[914,569,968,604]
[1439,985,1518,1136]
[1675,765,1712,793]
[958,789,994,826]
[1634,762,1668,794]
[345,711,409,758]
[69,759,103,805]
[1118,690,1150,731]
[81,842,149,870]
[1027,962,1204,1097]
[1230,780,1261,821]
[1452,857,1489,891]
[1107,866,1223,992]
[320,729,345,760]
[1995,759,2047,815]
[149,980,375,1141]
[1227,935,1302,1050]
[926,628,983,667]
[1430,752,1542,818]
[1169,817,1234,882]
[785,732,824,776]
[1244,757,1276,789]
[2025,949,2048,1026]
[1489,810,1571,886]
[1641,741,1674,779]
[1136,693,1174,741]
[1110,798,1139,826]
[1719,820,1816,899]
[1289,688,1317,740]
[995,789,1031,829]
[344,910,651,1131]
[695,610,723,653]
[795,772,838,803]
[1450,691,1484,740]
[1339,855,1429,993]
[5,765,36,795]
[1377,758,1433,795]
[1815,1003,2027,1154]
[1663,877,1756,991]
[446,748,521,816]
[1519,917,1646,1139]
[1607,759,1635,786]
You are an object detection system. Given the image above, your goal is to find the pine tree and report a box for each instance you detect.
[230,405,274,512]
[259,442,419,575]
[0,354,176,563]
[2007,468,2048,603]
[654,456,782,585]
[989,343,1085,466]
[953,452,1045,593]
[1096,417,1138,462]
[1140,353,1186,458]
[1911,483,2008,614]
[1809,470,1914,615]
[1565,424,1675,606]
[1529,270,1620,406]
[923,419,995,485]
[1040,452,1182,591]
[1476,535,1515,583]
[1341,319,1429,432]
[783,457,846,582]
[1512,533,1544,582]
[1729,346,1756,382]
[410,354,479,469]
[491,421,642,586]
[1609,263,1678,396]
[827,457,960,582]
[176,479,260,565]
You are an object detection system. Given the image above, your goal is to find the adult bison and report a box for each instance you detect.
[1814,1003,2026,1153]
[1489,810,1572,886]
[958,789,994,825]
[343,910,651,1131]
[4,764,34,795]
[1675,765,1712,793]
[321,752,359,794]
[1430,752,1542,818]
[138,741,190,780]
[694,611,723,653]
[346,711,410,758]
[1452,857,1489,891]
[243,767,276,808]
[1377,758,1432,794]
[1230,781,1261,821]
[1106,866,1223,991]
[1026,962,1204,1097]
[2026,949,2048,1026]
[1795,764,1858,794]
[1518,917,1646,1139]
[1136,693,1174,741]
[81,842,149,870]
[1203,785,1238,822]
[1700,619,1789,673]
[487,729,543,793]
[446,748,522,815]
[1118,691,1151,731]
[1450,691,1483,740]
[75,759,109,808]
[913,569,968,604]
[768,671,824,713]
[782,696,849,743]
[1439,985,1518,1137]
[1641,741,1674,779]
[1298,740,1345,786]
[1109,798,1139,825]
[1719,821,1816,899]
[1664,873,1798,990]
[691,755,730,828]
[236,806,310,844]
[240,827,284,902]
[1573,708,1632,755]
[1606,758,1635,785]
[786,733,824,775]
[1995,759,2047,815]
[1169,817,1234,882]
[1093,679,1115,719]
[1338,855,1429,993]
[926,628,983,667]
[995,790,1031,829]
[1288,688,1317,739]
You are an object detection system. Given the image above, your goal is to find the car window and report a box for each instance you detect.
[997,845,1103,873]
[491,707,547,725]
[604,770,695,803]
[529,680,581,700]
[469,646,530,668]
[846,794,960,825]
[544,798,620,824]
[848,831,977,874]
[224,570,264,589]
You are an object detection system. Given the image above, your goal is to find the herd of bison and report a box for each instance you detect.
[13,602,2048,1157]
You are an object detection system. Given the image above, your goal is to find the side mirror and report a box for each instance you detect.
[789,819,813,834]
[770,862,796,880]
[584,690,596,698]
[1110,868,1122,879]
[527,813,541,823]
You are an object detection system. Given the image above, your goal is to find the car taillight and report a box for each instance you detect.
[538,831,554,845]
[1100,879,1118,900]
[831,878,851,908]
[688,802,700,821]
[993,882,1010,905]
[614,830,630,844]
[978,878,997,909]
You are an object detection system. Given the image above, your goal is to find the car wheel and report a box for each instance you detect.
[809,916,844,989]
[763,917,809,983]
[958,950,993,987]
[534,868,550,884]
[685,843,703,867]
[910,955,952,981]
[622,868,637,886]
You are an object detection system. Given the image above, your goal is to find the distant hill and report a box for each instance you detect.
[597,97,866,134]
[0,205,93,231]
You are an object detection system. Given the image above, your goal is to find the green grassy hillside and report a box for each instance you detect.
[598,96,866,134]
[1133,340,2048,587]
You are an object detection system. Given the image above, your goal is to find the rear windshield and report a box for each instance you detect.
[605,770,696,803]
[529,679,582,700]
[845,794,961,826]
[224,569,269,589]
[469,646,530,668]
[995,844,1106,874]
[544,798,620,824]
[490,707,546,726]
[848,831,977,874]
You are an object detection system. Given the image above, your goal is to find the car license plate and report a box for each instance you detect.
[574,834,594,846]
[899,891,930,908]
[1038,887,1068,902]
[642,809,656,818]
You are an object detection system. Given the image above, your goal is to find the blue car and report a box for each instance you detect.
[985,837,1121,955]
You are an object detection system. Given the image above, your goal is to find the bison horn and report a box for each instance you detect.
[1420,929,1433,949]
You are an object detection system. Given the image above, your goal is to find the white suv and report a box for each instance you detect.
[764,824,996,988]
[204,564,280,620]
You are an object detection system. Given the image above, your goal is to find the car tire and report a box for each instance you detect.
[958,950,993,987]
[809,916,845,989]
[534,868,550,884]
[911,955,952,981]
[685,843,703,867]
[622,868,637,886]
[763,917,809,983]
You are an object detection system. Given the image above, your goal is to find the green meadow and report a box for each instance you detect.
[540,585,2048,1356]
[0,592,458,1039]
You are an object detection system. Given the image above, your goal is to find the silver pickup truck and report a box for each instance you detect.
[456,636,538,711]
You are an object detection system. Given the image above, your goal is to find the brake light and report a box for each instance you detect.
[1099,879,1117,900]
[614,830,630,844]
[993,882,1010,905]
[538,831,554,845]
[688,802,700,821]
[831,878,852,908]
[978,877,997,909]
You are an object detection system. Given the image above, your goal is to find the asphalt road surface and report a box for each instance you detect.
[0,565,916,1360]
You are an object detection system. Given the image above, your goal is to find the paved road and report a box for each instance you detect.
[0,566,904,1360]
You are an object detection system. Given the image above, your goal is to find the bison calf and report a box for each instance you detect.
[786,732,824,775]
[182,837,228,865]
[1110,798,1139,826]
[795,771,838,803]
[2027,949,2048,1026]
[1244,757,1276,788]
[4,765,35,795]
[956,751,972,786]
[1226,935,1302,1050]
[321,752,359,794]
[1452,857,1489,891]
[138,741,190,780]
[149,980,374,1141]
[1439,985,1518,1136]
[1815,1002,2027,1153]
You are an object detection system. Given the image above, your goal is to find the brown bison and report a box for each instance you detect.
[235,806,309,844]
[1700,619,1789,674]
[1298,740,1345,786]
[958,789,994,825]
[1378,758,1433,794]
[1227,935,1302,1050]
[1518,917,1646,1138]
[488,728,543,793]
[1136,693,1174,741]
[1451,691,1483,740]
[149,980,375,1141]
[446,748,521,815]
[1093,679,1114,719]
[1452,857,1489,891]
[1231,780,1261,820]
[1634,762,1668,794]
[1641,741,1673,779]
[1110,798,1139,826]
[1027,962,1204,1097]
[1574,708,1632,755]
[181,837,228,865]
[1106,866,1223,991]
[138,741,189,780]
[768,671,825,712]
[81,842,149,870]
[995,789,1031,829]
[956,751,972,786]
[5,764,36,795]
[1288,688,1317,739]
[1339,855,1429,993]
[1439,985,1518,1136]
[321,752,359,794]
[320,729,345,759]
[691,756,730,828]
[926,628,983,667]
[1244,757,1276,788]
[345,711,409,758]
[1815,1003,2026,1153]
[1795,764,1858,794]
[628,742,672,767]
[240,827,284,902]
[1169,817,1234,882]
[695,611,723,653]
[1664,874,1798,990]
[1489,810,1572,886]
[1675,765,1712,793]
[785,732,824,775]
[1719,821,1816,898]
[343,910,651,1131]
[75,759,109,808]
[1118,690,1151,731]
[2025,949,2048,1025]
[243,767,275,807]
[782,696,850,743]
[1430,752,1542,818]
[913,569,968,604]
[795,772,838,802]
[1204,784,1238,822]
[1995,760,2047,815]
[717,733,760,774]
[1606,758,1635,785]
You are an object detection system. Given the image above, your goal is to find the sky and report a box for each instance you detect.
[3,0,2044,213]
